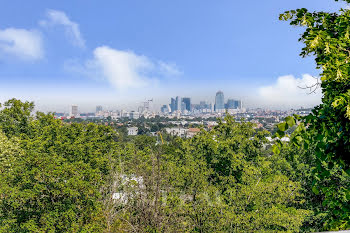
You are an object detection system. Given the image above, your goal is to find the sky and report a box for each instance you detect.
[0,0,347,112]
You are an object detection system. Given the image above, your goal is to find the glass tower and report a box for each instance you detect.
[182,97,191,112]
[175,96,181,111]
[215,91,224,112]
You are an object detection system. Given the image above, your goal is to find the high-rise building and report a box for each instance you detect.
[161,105,169,113]
[226,99,235,109]
[199,101,206,110]
[225,99,243,110]
[129,111,140,119]
[182,97,191,112]
[170,98,176,112]
[71,105,78,117]
[96,105,103,113]
[238,100,243,109]
[181,101,186,112]
[175,96,181,111]
[215,91,224,112]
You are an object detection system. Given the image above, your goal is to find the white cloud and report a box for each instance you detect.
[258,74,322,109]
[67,46,182,89]
[40,9,85,48]
[92,46,153,88]
[158,61,183,76]
[0,28,44,60]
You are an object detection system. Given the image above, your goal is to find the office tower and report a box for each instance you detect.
[96,105,102,113]
[215,91,224,112]
[138,106,145,113]
[210,102,214,112]
[238,100,243,109]
[199,101,206,110]
[181,101,186,112]
[71,105,78,116]
[161,105,169,113]
[175,96,181,111]
[129,111,140,119]
[170,98,176,112]
[182,97,191,112]
[143,99,152,112]
[226,99,235,109]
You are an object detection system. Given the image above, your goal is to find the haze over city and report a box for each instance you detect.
[1,0,349,232]
[1,0,346,112]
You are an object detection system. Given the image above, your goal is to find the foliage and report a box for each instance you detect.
[0,99,118,232]
[0,98,34,138]
[113,115,311,232]
[278,1,350,229]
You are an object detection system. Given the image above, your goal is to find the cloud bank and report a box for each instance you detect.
[40,9,85,48]
[67,46,182,89]
[0,28,44,60]
[258,74,322,109]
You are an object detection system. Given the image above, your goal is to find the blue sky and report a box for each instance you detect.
[0,0,346,111]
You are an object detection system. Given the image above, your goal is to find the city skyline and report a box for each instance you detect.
[0,0,337,111]
[57,89,316,116]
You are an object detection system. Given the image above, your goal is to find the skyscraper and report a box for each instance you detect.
[199,101,206,110]
[175,96,181,111]
[71,105,78,117]
[182,97,191,112]
[96,105,102,113]
[226,99,235,109]
[161,105,169,113]
[170,98,176,112]
[215,91,224,112]
[238,100,243,109]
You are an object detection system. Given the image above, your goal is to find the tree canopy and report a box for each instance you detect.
[278,0,350,230]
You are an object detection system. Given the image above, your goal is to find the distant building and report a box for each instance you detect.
[161,105,169,113]
[165,127,187,137]
[187,128,200,138]
[215,91,224,112]
[237,100,243,109]
[170,98,176,112]
[96,105,102,113]
[181,101,186,112]
[226,99,243,110]
[127,127,138,136]
[71,105,79,117]
[175,96,181,111]
[138,106,145,113]
[129,111,140,119]
[226,99,235,109]
[182,97,191,112]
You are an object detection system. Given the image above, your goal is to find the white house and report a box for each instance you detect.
[127,127,138,136]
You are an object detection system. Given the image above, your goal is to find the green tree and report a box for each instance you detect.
[0,99,119,232]
[278,1,350,230]
[113,115,311,232]
[0,98,34,138]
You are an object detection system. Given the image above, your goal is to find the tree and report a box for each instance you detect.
[0,98,34,138]
[0,99,119,232]
[112,115,311,232]
[278,1,350,229]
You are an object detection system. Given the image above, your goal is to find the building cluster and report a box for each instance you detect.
[55,102,313,140]
[55,91,312,128]
[161,91,244,115]
[57,91,244,120]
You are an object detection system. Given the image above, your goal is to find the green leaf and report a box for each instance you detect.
[312,186,320,195]
[285,116,296,127]
[346,169,350,176]
[277,122,288,132]
[272,144,280,155]
[275,130,285,138]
